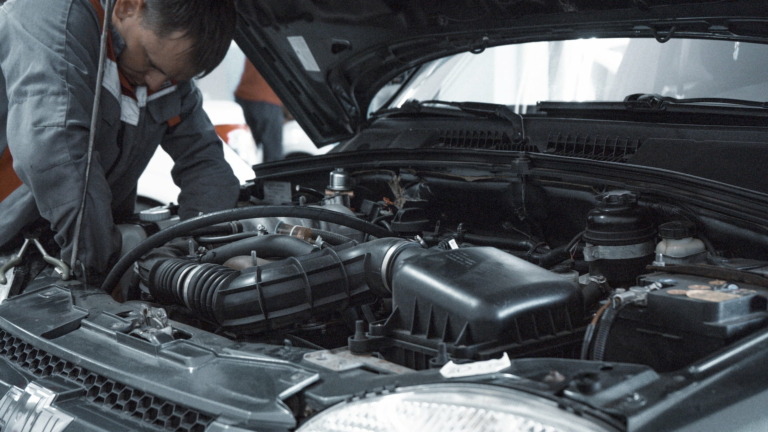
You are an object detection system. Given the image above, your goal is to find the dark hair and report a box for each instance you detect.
[141,0,236,77]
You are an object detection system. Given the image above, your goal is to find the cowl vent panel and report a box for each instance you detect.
[545,133,643,162]
[434,130,537,152]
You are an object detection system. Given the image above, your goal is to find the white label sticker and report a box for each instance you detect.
[287,36,321,72]
[263,181,293,205]
[440,353,512,378]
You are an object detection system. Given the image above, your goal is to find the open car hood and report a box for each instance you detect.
[233,0,768,145]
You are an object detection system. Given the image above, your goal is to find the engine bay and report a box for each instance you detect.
[106,164,768,375]
[2,158,768,431]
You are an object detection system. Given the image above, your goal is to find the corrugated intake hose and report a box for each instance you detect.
[102,206,397,294]
[143,238,413,334]
[200,235,317,264]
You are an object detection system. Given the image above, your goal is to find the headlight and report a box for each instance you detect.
[297,383,615,432]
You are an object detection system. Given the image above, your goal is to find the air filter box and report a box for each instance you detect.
[353,247,585,369]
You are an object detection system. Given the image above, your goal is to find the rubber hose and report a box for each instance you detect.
[200,235,317,264]
[581,280,603,309]
[197,232,259,244]
[580,324,596,360]
[146,238,409,333]
[313,229,355,246]
[101,206,397,294]
[189,222,243,236]
[591,306,620,361]
[461,233,536,251]
[531,245,569,268]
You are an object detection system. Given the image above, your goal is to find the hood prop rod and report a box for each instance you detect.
[71,0,115,276]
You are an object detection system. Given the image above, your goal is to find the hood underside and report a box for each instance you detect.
[233,0,768,145]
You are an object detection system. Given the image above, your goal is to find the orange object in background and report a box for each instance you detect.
[235,61,282,107]
[0,149,23,202]
[215,124,250,145]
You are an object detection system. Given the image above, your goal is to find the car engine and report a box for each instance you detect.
[104,165,768,375]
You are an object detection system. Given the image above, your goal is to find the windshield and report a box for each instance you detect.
[388,38,768,112]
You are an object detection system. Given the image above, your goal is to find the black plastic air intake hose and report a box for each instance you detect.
[200,235,317,264]
[144,238,411,334]
[102,206,397,294]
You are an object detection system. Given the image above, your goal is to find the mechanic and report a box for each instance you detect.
[0,0,240,286]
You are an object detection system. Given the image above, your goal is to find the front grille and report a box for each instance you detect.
[0,330,213,432]
[546,133,643,162]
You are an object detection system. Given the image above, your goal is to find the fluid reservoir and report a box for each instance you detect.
[653,220,706,265]
[583,191,656,286]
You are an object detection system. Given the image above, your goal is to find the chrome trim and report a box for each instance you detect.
[0,382,74,432]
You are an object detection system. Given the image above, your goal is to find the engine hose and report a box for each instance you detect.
[197,232,259,244]
[144,238,411,334]
[580,300,610,360]
[461,233,536,251]
[590,306,621,361]
[530,245,569,268]
[200,235,317,264]
[101,206,397,294]
[151,261,239,322]
[189,221,243,237]
[581,280,604,309]
[580,324,596,360]
[313,229,355,246]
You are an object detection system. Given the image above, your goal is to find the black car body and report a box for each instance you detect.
[2,0,768,431]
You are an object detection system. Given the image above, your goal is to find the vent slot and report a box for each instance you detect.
[0,330,213,432]
[434,130,536,152]
[546,133,643,162]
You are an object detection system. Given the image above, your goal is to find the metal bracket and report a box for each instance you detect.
[0,237,70,285]
[128,304,174,344]
[583,241,656,262]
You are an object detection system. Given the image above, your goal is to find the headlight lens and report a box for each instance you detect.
[297,383,615,432]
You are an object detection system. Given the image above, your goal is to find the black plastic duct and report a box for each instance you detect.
[200,235,317,264]
[102,206,397,294]
[144,238,585,339]
[144,238,414,334]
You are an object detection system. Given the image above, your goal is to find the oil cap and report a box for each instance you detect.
[139,207,171,222]
[327,168,351,191]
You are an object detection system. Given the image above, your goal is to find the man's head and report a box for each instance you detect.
[111,0,236,91]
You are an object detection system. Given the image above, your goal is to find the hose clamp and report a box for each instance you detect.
[380,241,420,293]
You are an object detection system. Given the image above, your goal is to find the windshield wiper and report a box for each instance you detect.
[538,94,768,114]
[374,99,526,143]
[623,93,768,110]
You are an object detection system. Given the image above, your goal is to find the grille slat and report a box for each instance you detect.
[0,330,213,432]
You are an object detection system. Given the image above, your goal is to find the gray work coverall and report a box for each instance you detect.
[0,0,240,282]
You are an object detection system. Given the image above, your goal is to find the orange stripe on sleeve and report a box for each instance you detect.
[167,116,181,127]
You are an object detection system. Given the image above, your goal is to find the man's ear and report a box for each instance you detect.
[113,0,144,21]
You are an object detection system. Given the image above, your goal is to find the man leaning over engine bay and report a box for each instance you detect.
[0,0,240,287]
